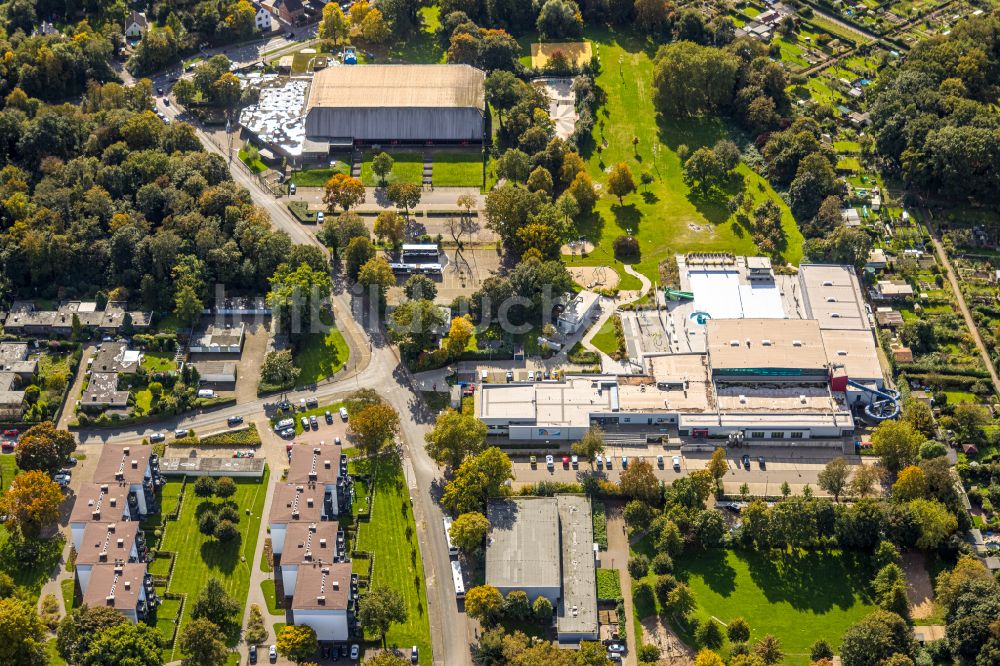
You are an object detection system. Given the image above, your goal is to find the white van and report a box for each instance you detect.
[275,418,294,431]
[481,369,488,383]
[339,407,349,421]
[197,389,215,398]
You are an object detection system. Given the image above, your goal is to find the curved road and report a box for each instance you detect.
[76,95,472,665]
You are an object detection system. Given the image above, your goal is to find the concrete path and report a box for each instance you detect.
[579,264,652,374]
[56,345,94,431]
[605,505,637,666]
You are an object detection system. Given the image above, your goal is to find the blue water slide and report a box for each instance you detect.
[847,379,901,421]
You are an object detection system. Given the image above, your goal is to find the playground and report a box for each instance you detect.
[569,265,618,291]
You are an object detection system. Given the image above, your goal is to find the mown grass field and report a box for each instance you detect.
[631,539,876,665]
[295,329,350,385]
[361,150,424,186]
[431,150,484,187]
[561,28,804,285]
[352,456,432,663]
[160,468,269,660]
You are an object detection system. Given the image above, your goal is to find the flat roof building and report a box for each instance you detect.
[557,291,601,335]
[290,562,353,642]
[189,323,245,353]
[707,319,829,380]
[485,496,597,644]
[799,264,871,331]
[82,563,149,623]
[304,65,485,146]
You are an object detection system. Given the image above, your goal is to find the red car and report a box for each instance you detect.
[2,429,18,437]
[1,441,14,453]
[562,456,569,468]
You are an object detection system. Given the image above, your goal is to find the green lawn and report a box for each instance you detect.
[294,329,350,385]
[943,390,978,404]
[239,146,267,174]
[565,28,804,284]
[383,5,446,64]
[589,317,620,356]
[160,467,269,660]
[133,389,153,414]
[289,162,350,187]
[360,150,424,186]
[431,150,484,187]
[0,455,17,493]
[142,352,176,373]
[261,578,280,614]
[61,578,76,611]
[354,456,432,663]
[673,549,877,664]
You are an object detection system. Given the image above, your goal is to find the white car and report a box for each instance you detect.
[605,454,612,469]
[622,456,628,468]
[54,474,71,488]
[545,454,554,469]
[596,456,604,469]
[571,454,578,468]
[268,645,277,662]
[672,455,681,471]
[350,644,360,660]
[316,211,325,223]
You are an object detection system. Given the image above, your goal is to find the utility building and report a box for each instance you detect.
[303,64,485,152]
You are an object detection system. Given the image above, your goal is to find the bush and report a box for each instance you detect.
[654,574,677,605]
[728,617,751,643]
[532,595,553,621]
[810,639,833,661]
[696,620,724,649]
[632,581,655,611]
[637,644,661,662]
[613,234,640,259]
[214,520,240,542]
[215,477,236,498]
[505,590,531,620]
[628,554,650,579]
[920,441,948,459]
[217,504,240,524]
[651,552,673,575]
[194,477,216,497]
[198,511,218,536]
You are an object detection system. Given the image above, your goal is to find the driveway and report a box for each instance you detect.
[605,504,636,666]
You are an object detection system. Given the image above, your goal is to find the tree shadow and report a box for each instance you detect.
[641,191,659,205]
[675,549,738,598]
[610,203,641,231]
[199,538,240,575]
[741,549,874,613]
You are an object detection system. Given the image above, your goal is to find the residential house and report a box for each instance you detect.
[3,301,150,337]
[0,342,36,421]
[93,444,157,517]
[75,521,142,594]
[82,563,153,622]
[289,562,353,641]
[70,484,131,550]
[268,483,325,555]
[875,280,914,300]
[189,323,245,354]
[263,0,306,24]
[254,2,273,31]
[125,11,148,39]
[866,248,889,271]
[286,444,347,518]
[279,522,340,596]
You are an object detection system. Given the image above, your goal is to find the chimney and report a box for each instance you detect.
[319,538,327,548]
[92,510,101,520]
[313,448,320,454]
[304,551,312,562]
[324,460,331,469]
[100,484,109,493]
[105,595,115,606]
[124,581,131,590]
[99,552,108,562]
[116,538,124,548]
[108,523,116,532]
[109,497,117,507]
[131,460,138,469]
[291,510,300,519]
[307,498,314,508]
[332,580,339,590]
[316,595,325,604]
[123,447,130,455]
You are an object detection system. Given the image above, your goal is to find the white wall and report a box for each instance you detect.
[495,585,560,604]
[292,609,349,641]
[271,524,287,554]
[281,564,298,595]
[77,565,93,594]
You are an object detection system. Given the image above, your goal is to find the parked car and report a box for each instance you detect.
[350,645,359,660]
[248,644,257,663]
[54,474,71,487]
[1,441,14,453]
[339,407,349,421]
[411,646,418,664]
[596,456,603,469]
[280,428,294,438]
[325,410,333,424]
[227,416,244,426]
[545,454,554,470]
[657,454,664,468]
[163,97,169,106]
[2,429,18,437]
[742,454,751,469]
[506,370,513,382]
[269,645,277,663]
[300,417,309,430]
[289,183,296,195]
[571,454,578,468]
[527,371,535,381]
[758,456,766,470]
[672,455,681,471]
[174,429,188,438]
[309,415,318,430]
[316,211,325,223]
[150,432,165,443]
[562,455,569,468]
[530,455,537,468]
[605,454,612,469]
[622,456,628,468]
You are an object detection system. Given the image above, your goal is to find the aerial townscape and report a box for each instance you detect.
[0,0,998,665]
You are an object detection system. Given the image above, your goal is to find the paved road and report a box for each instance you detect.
[85,96,471,665]
[928,227,1000,396]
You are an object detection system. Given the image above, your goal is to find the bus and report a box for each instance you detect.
[443,516,458,557]
[401,244,440,263]
[451,559,465,599]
